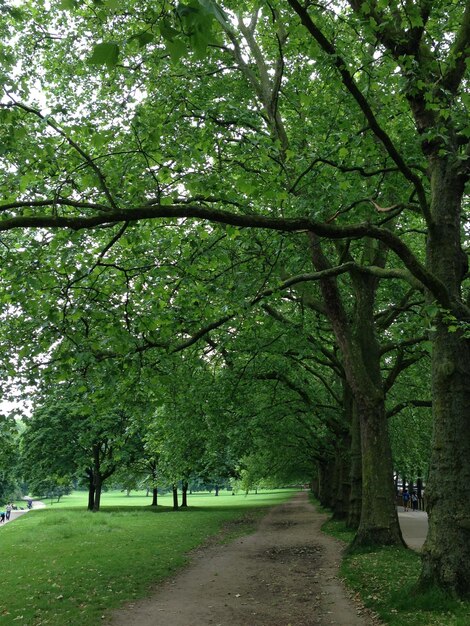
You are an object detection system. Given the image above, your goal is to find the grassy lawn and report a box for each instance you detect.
[321,518,470,626]
[0,489,295,625]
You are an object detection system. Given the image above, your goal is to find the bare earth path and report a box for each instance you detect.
[110,492,378,626]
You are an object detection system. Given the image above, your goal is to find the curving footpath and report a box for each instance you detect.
[0,499,46,527]
[398,508,428,551]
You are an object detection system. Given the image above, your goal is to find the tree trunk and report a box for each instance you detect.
[418,161,470,595]
[151,487,158,507]
[93,475,102,512]
[214,484,219,496]
[333,382,353,522]
[332,438,350,521]
[417,475,423,510]
[352,399,404,547]
[309,235,402,546]
[181,480,188,507]
[347,400,362,529]
[172,484,179,510]
[311,474,319,498]
[87,471,95,512]
[317,458,335,508]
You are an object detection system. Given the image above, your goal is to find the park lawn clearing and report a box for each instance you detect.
[0,489,294,625]
[322,518,470,626]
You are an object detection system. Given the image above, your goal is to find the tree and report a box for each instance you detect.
[21,383,145,511]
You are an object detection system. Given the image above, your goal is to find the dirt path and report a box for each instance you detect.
[110,492,379,626]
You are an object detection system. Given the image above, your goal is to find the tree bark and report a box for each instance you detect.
[172,484,179,510]
[332,381,354,521]
[352,398,403,547]
[151,487,158,507]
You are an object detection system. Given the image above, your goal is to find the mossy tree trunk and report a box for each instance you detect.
[419,161,470,594]
[332,382,354,521]
[350,269,404,547]
[347,400,362,529]
[317,458,335,507]
[332,440,350,521]
[309,235,403,547]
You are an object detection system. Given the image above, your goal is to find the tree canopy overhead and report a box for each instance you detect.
[0,0,469,597]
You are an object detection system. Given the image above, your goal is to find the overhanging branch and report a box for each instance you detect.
[0,201,459,313]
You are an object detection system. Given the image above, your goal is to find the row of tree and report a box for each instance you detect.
[4,339,431,515]
[0,0,468,597]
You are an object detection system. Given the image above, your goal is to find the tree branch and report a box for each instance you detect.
[0,201,461,314]
[286,0,431,222]
[387,399,432,419]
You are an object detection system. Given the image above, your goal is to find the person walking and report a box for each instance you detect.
[411,491,418,511]
[5,503,12,521]
[402,488,410,512]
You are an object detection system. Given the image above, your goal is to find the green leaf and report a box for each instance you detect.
[136,32,154,48]
[88,42,120,67]
[91,132,107,149]
[105,0,121,9]
[198,0,231,29]
[159,19,180,42]
[165,39,187,64]
[59,0,78,9]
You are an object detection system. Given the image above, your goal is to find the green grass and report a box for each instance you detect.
[0,489,294,625]
[321,517,470,626]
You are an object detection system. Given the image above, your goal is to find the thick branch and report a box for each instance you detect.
[387,399,432,419]
[0,201,460,314]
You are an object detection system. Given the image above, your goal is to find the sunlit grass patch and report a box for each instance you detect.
[0,489,295,625]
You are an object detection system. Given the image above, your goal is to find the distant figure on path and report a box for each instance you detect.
[402,488,410,512]
[5,503,12,520]
[0,511,5,523]
[411,492,418,511]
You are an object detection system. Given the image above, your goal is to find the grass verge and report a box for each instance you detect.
[321,517,470,626]
[0,489,294,625]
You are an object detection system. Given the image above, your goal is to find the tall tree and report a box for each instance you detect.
[0,0,468,594]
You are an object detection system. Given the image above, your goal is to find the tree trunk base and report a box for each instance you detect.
[347,526,406,552]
